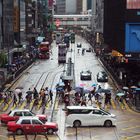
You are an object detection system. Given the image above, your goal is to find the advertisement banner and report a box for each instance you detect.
[127,0,140,9]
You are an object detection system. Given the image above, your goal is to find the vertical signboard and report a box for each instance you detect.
[125,23,140,53]
[14,0,20,32]
[127,0,140,9]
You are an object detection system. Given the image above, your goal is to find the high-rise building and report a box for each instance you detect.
[56,0,66,14]
[0,0,2,50]
[87,0,92,10]
[2,0,14,50]
[76,0,82,14]
[66,0,76,14]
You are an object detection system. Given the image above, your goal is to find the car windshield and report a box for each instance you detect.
[100,108,111,115]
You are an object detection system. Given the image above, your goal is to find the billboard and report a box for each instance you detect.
[125,23,140,53]
[127,0,140,9]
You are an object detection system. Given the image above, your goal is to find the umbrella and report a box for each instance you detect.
[57,82,65,87]
[16,86,23,89]
[130,86,137,89]
[79,83,86,87]
[116,92,125,97]
[122,86,129,90]
[96,88,111,93]
[26,90,33,94]
[91,83,97,87]
[74,86,83,93]
[83,89,91,94]
[15,88,22,94]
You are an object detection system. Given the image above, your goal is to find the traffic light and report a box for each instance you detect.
[71,33,75,43]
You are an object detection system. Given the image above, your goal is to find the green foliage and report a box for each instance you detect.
[0,52,7,67]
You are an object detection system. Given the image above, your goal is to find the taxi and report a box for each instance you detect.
[0,109,47,124]
[7,117,58,135]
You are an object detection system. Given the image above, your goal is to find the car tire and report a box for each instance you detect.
[16,129,23,135]
[47,128,54,135]
[104,120,112,127]
[73,120,81,127]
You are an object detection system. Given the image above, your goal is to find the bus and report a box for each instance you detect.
[58,43,67,63]
[56,32,62,44]
[64,33,70,47]
[38,41,50,59]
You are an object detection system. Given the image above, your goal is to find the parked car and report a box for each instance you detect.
[7,117,58,135]
[0,109,47,124]
[80,70,92,80]
[65,106,116,127]
[77,43,82,48]
[97,71,108,82]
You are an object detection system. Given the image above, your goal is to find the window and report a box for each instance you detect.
[68,109,92,114]
[14,112,23,116]
[24,111,33,116]
[21,120,31,124]
[32,119,42,125]
[92,109,103,115]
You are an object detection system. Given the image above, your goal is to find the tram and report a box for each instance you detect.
[38,41,50,59]
[58,43,67,63]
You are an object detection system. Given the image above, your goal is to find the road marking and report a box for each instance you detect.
[0,99,4,106]
[122,125,140,131]
[2,98,13,111]
[111,99,116,109]
[19,101,26,109]
[121,134,140,140]
[29,99,35,110]
[117,119,140,124]
[37,100,42,110]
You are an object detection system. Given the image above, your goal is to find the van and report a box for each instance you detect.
[65,106,116,127]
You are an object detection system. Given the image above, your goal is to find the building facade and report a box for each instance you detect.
[66,0,76,14]
[0,0,2,50]
[55,0,66,14]
[2,0,14,50]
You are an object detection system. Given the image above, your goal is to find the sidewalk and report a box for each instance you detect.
[93,44,140,113]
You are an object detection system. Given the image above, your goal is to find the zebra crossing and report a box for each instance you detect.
[0,96,133,113]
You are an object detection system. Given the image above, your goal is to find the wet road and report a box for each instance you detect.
[0,36,140,140]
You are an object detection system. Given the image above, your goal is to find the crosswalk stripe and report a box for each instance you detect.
[37,100,42,110]
[111,99,116,109]
[2,98,13,111]
[29,99,35,110]
[55,99,59,110]
[0,99,4,106]
[19,101,26,109]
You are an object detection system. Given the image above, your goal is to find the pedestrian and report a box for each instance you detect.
[64,95,70,107]
[13,94,17,106]
[48,89,53,104]
[81,95,87,106]
[3,93,8,105]
[88,93,92,105]
[45,87,49,103]
[39,88,45,100]
[33,87,38,99]
[18,92,23,105]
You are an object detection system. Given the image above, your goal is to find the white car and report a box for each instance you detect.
[65,106,116,127]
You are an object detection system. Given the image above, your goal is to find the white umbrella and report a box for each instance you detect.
[15,88,22,94]
[130,86,137,89]
[122,86,129,90]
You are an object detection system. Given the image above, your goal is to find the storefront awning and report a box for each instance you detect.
[111,50,123,57]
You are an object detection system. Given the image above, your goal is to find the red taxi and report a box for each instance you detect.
[7,117,58,135]
[0,109,47,124]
